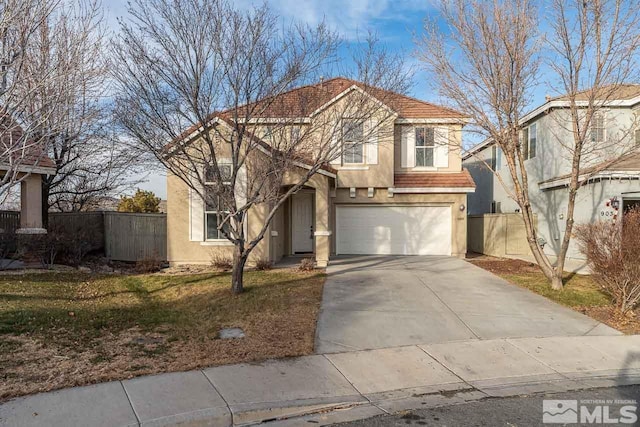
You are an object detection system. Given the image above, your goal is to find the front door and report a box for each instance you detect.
[292,191,314,253]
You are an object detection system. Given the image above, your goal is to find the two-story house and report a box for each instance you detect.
[463,84,640,262]
[167,77,475,267]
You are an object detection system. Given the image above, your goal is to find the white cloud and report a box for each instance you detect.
[237,0,433,39]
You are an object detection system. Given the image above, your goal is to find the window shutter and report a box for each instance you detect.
[189,185,204,242]
[435,126,449,168]
[330,121,341,165]
[365,119,379,165]
[401,126,415,168]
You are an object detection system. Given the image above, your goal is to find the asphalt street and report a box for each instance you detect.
[334,385,640,426]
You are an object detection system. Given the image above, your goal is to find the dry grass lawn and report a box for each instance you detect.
[0,269,325,402]
[468,256,640,335]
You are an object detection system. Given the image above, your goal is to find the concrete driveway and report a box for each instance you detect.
[315,256,620,354]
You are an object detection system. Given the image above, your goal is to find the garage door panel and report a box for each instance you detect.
[336,206,452,255]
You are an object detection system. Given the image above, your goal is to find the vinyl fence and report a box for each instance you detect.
[0,211,166,262]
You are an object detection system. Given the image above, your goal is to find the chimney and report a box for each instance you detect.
[319,76,324,87]
[545,94,551,102]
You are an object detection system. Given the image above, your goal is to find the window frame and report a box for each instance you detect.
[590,113,606,144]
[520,123,537,161]
[204,163,232,241]
[341,118,364,165]
[415,126,435,167]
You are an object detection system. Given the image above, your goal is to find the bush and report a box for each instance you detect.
[254,259,272,270]
[298,257,315,271]
[575,207,640,314]
[210,251,233,271]
[135,253,164,273]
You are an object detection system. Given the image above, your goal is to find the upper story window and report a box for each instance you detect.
[262,125,274,142]
[290,126,301,143]
[590,113,605,143]
[204,163,232,240]
[415,127,435,167]
[342,119,364,164]
[521,123,537,160]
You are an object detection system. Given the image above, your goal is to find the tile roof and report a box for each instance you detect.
[550,84,640,102]
[539,151,640,185]
[232,77,466,119]
[394,169,476,188]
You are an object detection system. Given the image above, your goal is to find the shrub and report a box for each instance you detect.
[298,257,315,271]
[210,251,233,271]
[574,207,640,314]
[254,259,272,270]
[136,253,164,273]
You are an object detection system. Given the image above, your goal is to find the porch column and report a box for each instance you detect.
[18,174,46,233]
[314,178,331,268]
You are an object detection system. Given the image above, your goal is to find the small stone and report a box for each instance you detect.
[68,311,75,317]
[78,266,92,273]
[218,327,245,339]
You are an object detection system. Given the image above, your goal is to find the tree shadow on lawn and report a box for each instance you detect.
[0,270,325,401]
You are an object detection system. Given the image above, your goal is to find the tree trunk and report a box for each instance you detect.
[550,274,563,291]
[231,245,248,294]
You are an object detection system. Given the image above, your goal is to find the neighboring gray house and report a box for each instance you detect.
[463,85,640,262]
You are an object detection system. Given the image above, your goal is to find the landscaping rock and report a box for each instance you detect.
[219,327,245,339]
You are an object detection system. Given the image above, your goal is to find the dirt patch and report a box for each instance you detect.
[578,306,640,335]
[468,256,541,275]
[0,269,324,402]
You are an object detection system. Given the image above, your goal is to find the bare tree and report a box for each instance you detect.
[420,0,640,290]
[23,0,140,219]
[112,0,410,293]
[419,0,550,279]
[543,0,640,288]
[0,0,57,199]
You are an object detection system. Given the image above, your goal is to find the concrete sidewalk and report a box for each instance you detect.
[1,335,639,427]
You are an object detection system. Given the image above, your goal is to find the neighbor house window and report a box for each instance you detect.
[521,123,537,160]
[590,113,605,143]
[342,119,364,164]
[204,163,232,240]
[415,127,435,167]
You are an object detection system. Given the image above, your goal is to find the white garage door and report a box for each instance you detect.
[336,205,452,255]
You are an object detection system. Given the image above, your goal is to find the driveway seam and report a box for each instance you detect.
[411,271,481,340]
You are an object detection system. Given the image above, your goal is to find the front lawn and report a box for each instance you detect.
[0,269,325,402]
[468,256,640,335]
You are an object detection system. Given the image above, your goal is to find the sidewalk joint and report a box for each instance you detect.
[200,370,234,426]
[119,380,141,427]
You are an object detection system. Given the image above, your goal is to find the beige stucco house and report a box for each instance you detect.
[167,77,475,267]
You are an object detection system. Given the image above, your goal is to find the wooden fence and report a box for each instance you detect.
[103,212,167,262]
[0,211,166,262]
[467,213,537,258]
